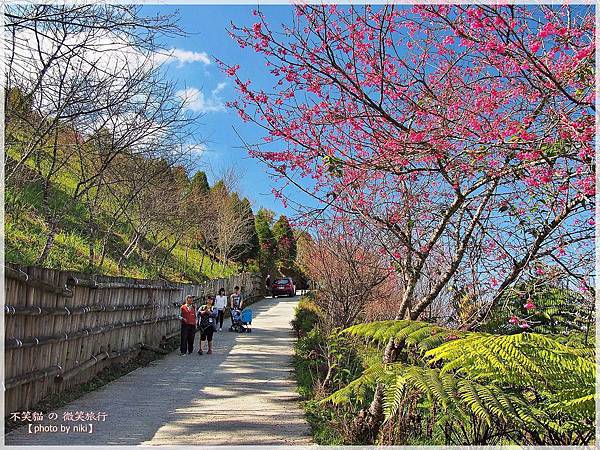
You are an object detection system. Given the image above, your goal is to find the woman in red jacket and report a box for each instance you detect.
[178,295,197,355]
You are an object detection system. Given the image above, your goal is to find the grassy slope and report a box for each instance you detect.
[5,151,237,283]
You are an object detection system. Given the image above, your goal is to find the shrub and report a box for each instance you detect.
[291,296,321,336]
[293,318,374,445]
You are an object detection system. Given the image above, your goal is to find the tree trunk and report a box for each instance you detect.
[36,176,58,266]
[36,221,59,265]
[158,238,179,274]
[199,252,205,272]
[220,252,227,276]
[88,239,95,268]
[351,338,398,443]
[99,234,109,268]
[87,221,96,269]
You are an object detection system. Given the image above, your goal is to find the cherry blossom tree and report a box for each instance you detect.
[224,4,595,330]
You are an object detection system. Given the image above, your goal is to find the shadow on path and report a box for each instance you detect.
[5,295,312,446]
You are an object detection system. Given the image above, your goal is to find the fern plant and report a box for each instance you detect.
[478,282,594,338]
[323,320,595,445]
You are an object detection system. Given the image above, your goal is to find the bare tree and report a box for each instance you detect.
[208,181,255,274]
[302,223,392,329]
[4,4,201,265]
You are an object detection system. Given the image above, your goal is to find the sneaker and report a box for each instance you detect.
[197,350,203,355]
[219,328,222,331]
[207,349,212,355]
[180,353,186,356]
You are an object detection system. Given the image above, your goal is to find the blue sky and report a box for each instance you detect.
[141,4,296,217]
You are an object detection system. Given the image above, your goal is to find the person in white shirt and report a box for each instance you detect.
[214,287,228,331]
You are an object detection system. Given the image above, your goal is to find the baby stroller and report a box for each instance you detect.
[229,308,252,333]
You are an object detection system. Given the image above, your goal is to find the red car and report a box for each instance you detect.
[271,277,296,297]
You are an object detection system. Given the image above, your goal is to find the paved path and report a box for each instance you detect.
[5,295,312,446]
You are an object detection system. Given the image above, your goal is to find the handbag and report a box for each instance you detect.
[199,306,218,333]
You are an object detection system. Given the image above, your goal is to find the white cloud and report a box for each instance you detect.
[9,28,161,121]
[187,143,207,155]
[155,48,211,67]
[212,82,227,95]
[11,29,151,88]
[8,27,204,162]
[176,86,226,114]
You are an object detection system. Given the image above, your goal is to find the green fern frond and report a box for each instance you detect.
[426,332,594,390]
[456,379,493,425]
[345,320,468,353]
[383,373,407,420]
[321,361,386,406]
[332,319,594,443]
[548,393,597,415]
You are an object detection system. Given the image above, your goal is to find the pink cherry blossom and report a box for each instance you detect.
[225,5,595,321]
[523,301,536,310]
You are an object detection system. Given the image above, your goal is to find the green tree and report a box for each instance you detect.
[478,281,594,340]
[205,184,251,273]
[291,229,313,289]
[210,179,228,196]
[233,197,259,269]
[5,86,33,127]
[189,170,210,195]
[255,208,276,277]
[272,215,297,272]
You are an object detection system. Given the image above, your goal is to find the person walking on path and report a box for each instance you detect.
[215,288,227,331]
[198,296,218,355]
[229,286,243,326]
[178,295,197,355]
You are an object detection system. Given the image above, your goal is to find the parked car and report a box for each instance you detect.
[271,277,295,297]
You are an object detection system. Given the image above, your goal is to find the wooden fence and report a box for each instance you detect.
[3,263,264,415]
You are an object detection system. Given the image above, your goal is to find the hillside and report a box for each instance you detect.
[5,154,238,283]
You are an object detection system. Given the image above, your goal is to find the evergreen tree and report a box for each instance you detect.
[210,179,228,196]
[189,170,210,195]
[236,198,259,269]
[185,170,211,257]
[272,215,297,272]
[255,208,276,277]
[228,195,259,269]
[292,229,313,289]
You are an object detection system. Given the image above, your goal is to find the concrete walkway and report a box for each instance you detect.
[5,295,312,446]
